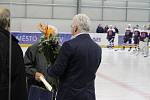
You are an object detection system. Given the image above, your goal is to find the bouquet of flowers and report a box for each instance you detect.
[38,23,61,65]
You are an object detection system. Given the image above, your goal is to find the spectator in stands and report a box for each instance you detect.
[147,25,150,30]
[104,25,109,33]
[96,24,104,33]
[0,7,27,100]
[114,26,119,34]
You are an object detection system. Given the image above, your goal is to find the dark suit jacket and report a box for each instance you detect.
[0,27,27,100]
[48,34,102,100]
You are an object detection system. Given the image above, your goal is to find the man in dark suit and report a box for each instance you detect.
[36,14,102,100]
[0,7,27,100]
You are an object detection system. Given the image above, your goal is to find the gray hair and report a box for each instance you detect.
[0,7,10,30]
[73,14,90,32]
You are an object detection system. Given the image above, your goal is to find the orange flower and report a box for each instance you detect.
[46,26,55,39]
[38,23,56,39]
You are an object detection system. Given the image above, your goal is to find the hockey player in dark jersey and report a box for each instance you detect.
[106,25,116,48]
[133,29,140,50]
[123,28,133,51]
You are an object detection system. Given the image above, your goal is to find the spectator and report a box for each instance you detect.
[0,7,27,100]
[148,24,150,30]
[114,26,119,33]
[104,25,109,33]
[96,24,104,33]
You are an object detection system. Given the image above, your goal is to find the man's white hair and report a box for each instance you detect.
[73,14,90,32]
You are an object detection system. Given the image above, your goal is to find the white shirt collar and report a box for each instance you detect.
[71,32,89,39]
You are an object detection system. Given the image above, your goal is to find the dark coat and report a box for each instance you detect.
[48,34,102,100]
[0,27,27,100]
[114,27,119,33]
[96,26,104,33]
[24,42,58,90]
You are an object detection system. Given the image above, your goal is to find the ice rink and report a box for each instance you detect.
[96,48,150,100]
[22,47,150,100]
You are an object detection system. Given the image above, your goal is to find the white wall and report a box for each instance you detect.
[0,0,150,34]
[11,18,150,34]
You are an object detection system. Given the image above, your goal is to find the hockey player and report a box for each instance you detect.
[133,29,140,51]
[139,29,149,57]
[106,25,116,48]
[122,24,133,51]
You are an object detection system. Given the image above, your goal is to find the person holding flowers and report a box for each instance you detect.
[24,23,60,100]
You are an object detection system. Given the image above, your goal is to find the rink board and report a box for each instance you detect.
[11,32,150,48]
